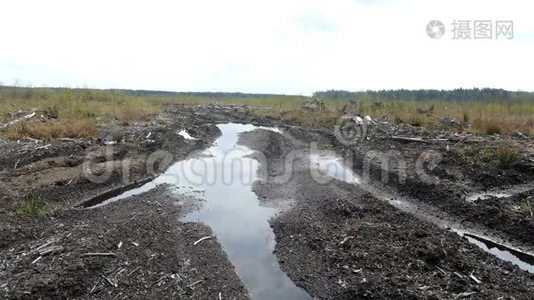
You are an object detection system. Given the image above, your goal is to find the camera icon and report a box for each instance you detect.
[426,20,445,39]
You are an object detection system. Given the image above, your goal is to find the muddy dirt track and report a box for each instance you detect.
[1,105,533,299]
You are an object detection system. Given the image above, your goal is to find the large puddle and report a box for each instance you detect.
[90,123,310,300]
[311,152,534,274]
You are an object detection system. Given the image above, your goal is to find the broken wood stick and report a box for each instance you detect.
[38,246,64,256]
[186,280,203,288]
[469,273,482,284]
[193,236,212,246]
[81,252,118,258]
[31,256,42,264]
[0,112,36,129]
[101,275,118,288]
[390,136,429,143]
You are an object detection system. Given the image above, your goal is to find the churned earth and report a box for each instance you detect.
[1,104,533,299]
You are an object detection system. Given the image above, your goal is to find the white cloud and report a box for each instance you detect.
[0,0,533,94]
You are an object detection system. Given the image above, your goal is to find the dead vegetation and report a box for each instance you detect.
[5,119,97,141]
[252,99,533,136]
[1,87,532,139]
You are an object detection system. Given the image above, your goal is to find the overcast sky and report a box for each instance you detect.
[1,0,533,95]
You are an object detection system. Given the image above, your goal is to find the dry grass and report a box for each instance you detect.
[0,88,165,122]
[1,87,532,136]
[113,105,157,124]
[250,99,534,136]
[6,119,97,141]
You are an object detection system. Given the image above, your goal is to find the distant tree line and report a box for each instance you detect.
[313,88,534,102]
[2,85,533,102]
[0,85,294,99]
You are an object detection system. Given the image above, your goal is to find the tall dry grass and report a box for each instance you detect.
[6,119,97,141]
[250,99,534,136]
[1,87,532,136]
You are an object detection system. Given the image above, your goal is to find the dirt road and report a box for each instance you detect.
[1,104,533,299]
[240,129,534,299]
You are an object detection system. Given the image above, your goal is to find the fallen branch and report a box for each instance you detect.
[127,266,141,277]
[39,246,64,256]
[186,280,203,288]
[35,240,55,251]
[193,236,212,246]
[81,253,117,258]
[390,136,429,143]
[101,275,118,288]
[35,144,51,150]
[435,266,447,275]
[455,292,476,299]
[469,273,482,284]
[31,256,42,264]
[339,236,353,245]
[1,112,36,129]
[57,137,86,143]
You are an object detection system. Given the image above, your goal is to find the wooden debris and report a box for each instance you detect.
[455,292,476,299]
[101,275,118,288]
[81,253,117,258]
[1,112,36,129]
[435,266,447,275]
[469,273,482,284]
[35,240,55,251]
[193,236,212,246]
[127,266,141,277]
[38,246,64,256]
[31,256,42,264]
[391,136,429,143]
[35,144,51,150]
[186,280,203,288]
[339,236,353,245]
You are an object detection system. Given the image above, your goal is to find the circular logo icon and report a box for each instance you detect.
[334,115,365,146]
[426,20,445,39]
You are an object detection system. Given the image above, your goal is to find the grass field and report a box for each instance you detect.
[1,86,532,140]
[251,99,534,136]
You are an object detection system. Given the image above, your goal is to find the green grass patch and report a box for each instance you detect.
[16,196,61,217]
[476,147,520,169]
[520,200,534,218]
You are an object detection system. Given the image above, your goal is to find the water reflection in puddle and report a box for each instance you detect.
[182,124,310,299]
[91,123,310,300]
[463,234,534,273]
[466,192,511,203]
